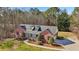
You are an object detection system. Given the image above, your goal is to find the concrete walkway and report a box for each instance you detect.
[24,40,64,51]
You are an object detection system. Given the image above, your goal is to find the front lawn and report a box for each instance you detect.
[0,39,52,51]
[0,32,74,51]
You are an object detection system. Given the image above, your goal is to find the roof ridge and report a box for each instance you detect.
[46,29,53,35]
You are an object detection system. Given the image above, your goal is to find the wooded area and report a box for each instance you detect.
[0,7,79,39]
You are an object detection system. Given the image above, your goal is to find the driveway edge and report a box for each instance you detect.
[24,40,64,51]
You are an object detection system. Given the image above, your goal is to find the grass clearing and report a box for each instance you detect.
[0,39,52,51]
[58,32,75,38]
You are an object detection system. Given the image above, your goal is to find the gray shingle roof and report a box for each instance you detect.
[19,24,58,35]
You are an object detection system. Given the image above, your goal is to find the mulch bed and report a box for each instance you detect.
[28,41,64,49]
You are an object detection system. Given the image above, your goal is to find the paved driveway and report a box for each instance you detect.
[64,36,79,51]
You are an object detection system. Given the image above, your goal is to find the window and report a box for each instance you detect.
[36,34,38,37]
[31,26,35,31]
[41,35,44,39]
[38,26,41,31]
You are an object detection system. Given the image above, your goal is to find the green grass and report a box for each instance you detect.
[16,41,50,51]
[0,39,52,51]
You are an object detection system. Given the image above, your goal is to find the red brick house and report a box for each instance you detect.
[15,24,58,42]
[41,29,54,43]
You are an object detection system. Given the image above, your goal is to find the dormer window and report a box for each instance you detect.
[38,26,41,31]
[31,26,35,31]
[31,25,42,31]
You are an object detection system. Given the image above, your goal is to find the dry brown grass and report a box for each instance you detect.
[58,31,76,38]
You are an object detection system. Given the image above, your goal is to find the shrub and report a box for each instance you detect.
[48,37,54,45]
[36,34,44,45]
[57,36,64,40]
[36,34,42,41]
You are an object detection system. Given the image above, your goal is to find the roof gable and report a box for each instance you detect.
[41,29,53,35]
[15,27,25,33]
